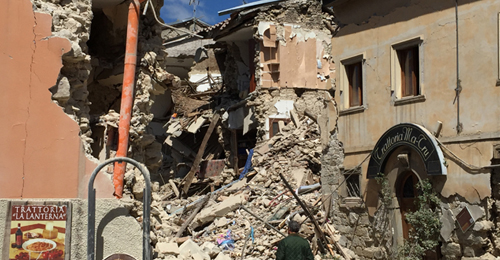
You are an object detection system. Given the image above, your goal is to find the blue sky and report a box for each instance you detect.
[160,0,259,25]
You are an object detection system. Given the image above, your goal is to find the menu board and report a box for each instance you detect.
[3,202,71,260]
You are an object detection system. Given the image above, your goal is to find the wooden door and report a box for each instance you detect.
[398,172,440,259]
[398,172,418,240]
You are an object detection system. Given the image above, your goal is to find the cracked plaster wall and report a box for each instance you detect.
[329,0,500,258]
[0,0,113,199]
[0,0,173,200]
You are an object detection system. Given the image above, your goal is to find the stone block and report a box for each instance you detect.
[440,209,456,242]
[201,241,221,258]
[214,252,232,260]
[441,242,461,258]
[354,226,369,237]
[472,220,494,232]
[360,247,379,258]
[338,235,348,247]
[463,246,476,257]
[351,236,366,248]
[348,212,359,225]
[52,76,71,101]
[178,239,210,260]
[194,193,247,227]
[156,242,179,255]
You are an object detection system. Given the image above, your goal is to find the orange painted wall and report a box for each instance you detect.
[0,0,113,199]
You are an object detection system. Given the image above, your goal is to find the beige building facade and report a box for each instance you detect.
[329,0,500,258]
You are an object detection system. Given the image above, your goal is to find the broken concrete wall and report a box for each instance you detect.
[251,88,334,144]
[252,0,335,90]
[256,22,333,90]
[217,40,252,98]
[163,38,220,83]
[0,0,113,199]
[35,0,95,156]
[0,0,176,198]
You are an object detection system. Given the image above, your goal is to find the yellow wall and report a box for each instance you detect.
[332,0,500,203]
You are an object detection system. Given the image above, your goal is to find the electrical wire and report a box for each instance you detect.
[145,0,203,39]
[436,138,490,173]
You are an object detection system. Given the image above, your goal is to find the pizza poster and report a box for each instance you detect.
[4,202,71,260]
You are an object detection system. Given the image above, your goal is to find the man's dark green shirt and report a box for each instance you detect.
[276,234,314,260]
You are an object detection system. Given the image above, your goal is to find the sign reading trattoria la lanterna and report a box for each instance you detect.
[367,123,447,178]
[11,205,67,220]
[3,201,71,260]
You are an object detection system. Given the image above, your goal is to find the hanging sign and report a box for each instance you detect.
[3,201,71,260]
[456,206,475,232]
[367,123,447,178]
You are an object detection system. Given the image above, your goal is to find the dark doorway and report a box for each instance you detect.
[397,171,418,240]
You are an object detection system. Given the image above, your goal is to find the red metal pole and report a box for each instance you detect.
[113,0,141,198]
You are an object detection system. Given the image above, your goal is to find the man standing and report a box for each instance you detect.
[276,220,314,260]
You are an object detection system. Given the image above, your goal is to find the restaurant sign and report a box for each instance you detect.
[367,123,447,178]
[3,201,71,260]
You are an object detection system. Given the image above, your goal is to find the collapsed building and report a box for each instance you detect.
[1,0,344,258]
[3,0,500,259]
[150,0,345,259]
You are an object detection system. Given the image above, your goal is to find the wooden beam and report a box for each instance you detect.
[175,195,210,238]
[182,113,220,194]
[231,129,239,176]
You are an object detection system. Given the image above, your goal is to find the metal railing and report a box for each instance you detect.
[87,157,151,260]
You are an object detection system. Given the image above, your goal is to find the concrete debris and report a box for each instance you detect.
[178,239,210,260]
[193,193,248,228]
[157,242,180,255]
[213,252,231,260]
[130,94,348,259]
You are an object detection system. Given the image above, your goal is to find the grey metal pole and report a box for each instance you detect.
[239,205,286,237]
[87,157,151,260]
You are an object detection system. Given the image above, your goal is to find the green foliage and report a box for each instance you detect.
[375,173,392,208]
[397,179,442,260]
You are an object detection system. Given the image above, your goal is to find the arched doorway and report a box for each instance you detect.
[397,171,418,240]
[396,171,440,260]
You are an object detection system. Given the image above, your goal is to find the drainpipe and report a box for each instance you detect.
[113,0,145,198]
[453,0,463,134]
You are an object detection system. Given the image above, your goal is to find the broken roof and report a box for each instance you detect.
[168,17,211,28]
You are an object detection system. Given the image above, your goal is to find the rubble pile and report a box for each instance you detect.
[122,111,353,260]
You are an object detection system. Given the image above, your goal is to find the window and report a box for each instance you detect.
[345,173,361,197]
[340,167,363,208]
[398,46,420,97]
[339,54,365,113]
[346,62,363,107]
[391,38,424,103]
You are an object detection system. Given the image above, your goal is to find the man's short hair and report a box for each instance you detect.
[288,220,301,233]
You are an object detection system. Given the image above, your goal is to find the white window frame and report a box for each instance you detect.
[391,37,426,105]
[339,54,367,115]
